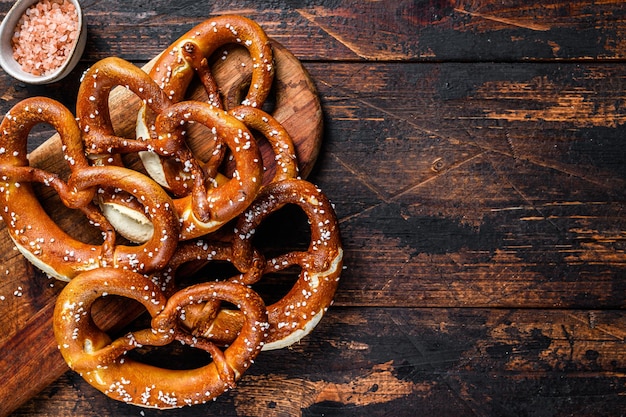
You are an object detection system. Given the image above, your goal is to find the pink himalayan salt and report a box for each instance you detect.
[11,0,79,76]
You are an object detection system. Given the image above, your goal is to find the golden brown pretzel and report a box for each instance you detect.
[155,100,263,240]
[163,179,343,350]
[54,267,268,409]
[75,56,183,243]
[137,15,274,194]
[77,56,265,241]
[0,97,179,280]
[231,178,343,349]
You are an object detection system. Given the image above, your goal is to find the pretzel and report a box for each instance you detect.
[156,100,263,240]
[230,178,343,349]
[0,97,180,280]
[160,179,343,350]
[137,15,274,194]
[77,56,266,241]
[54,267,268,409]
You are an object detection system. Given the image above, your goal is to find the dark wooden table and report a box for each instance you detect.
[2,1,626,416]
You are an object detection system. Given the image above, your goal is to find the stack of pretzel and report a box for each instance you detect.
[0,16,342,409]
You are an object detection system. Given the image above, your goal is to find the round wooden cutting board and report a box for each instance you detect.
[0,40,323,416]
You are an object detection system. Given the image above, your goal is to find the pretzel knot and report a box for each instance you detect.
[54,267,268,408]
[0,97,180,280]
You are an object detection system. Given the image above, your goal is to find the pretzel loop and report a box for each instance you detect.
[231,178,343,349]
[53,268,169,372]
[77,57,174,158]
[150,237,263,344]
[70,164,180,273]
[149,15,274,110]
[54,268,268,409]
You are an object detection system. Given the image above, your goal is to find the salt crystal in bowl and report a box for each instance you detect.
[0,0,86,84]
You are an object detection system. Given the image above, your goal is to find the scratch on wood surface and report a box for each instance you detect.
[296,9,369,59]
[565,311,626,341]
[328,339,370,351]
[296,9,409,60]
[454,7,551,31]
[478,78,626,128]
[234,361,433,416]
[328,153,389,206]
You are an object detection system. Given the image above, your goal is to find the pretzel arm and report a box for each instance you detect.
[181,42,223,109]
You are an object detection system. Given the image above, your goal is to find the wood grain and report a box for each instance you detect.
[12,308,626,416]
[1,0,625,416]
[15,0,625,62]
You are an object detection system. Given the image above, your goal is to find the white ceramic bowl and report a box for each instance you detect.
[0,0,86,84]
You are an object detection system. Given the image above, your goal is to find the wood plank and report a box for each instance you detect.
[3,0,625,62]
[300,62,626,309]
[12,307,626,416]
[0,1,625,415]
